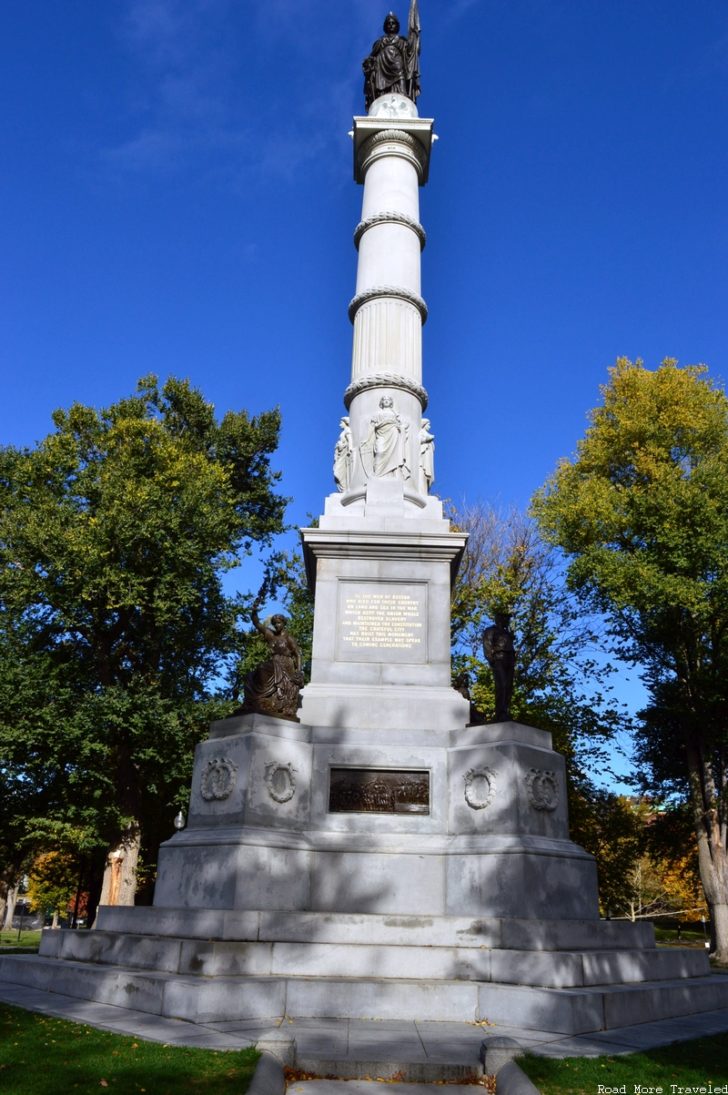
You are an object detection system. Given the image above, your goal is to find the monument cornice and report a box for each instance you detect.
[301,527,467,567]
[343,372,429,411]
[354,211,426,251]
[348,285,428,324]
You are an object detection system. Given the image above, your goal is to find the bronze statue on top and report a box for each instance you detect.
[483,613,516,723]
[239,600,304,723]
[363,2,421,110]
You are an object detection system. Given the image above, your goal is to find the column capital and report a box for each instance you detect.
[352,116,435,184]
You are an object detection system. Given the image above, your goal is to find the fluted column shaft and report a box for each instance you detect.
[343,103,434,502]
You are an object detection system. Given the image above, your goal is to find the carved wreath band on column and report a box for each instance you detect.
[525,768,560,812]
[343,373,429,411]
[354,211,426,251]
[348,286,428,324]
[358,129,428,179]
[200,757,238,802]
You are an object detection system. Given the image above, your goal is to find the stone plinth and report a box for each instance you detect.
[151,714,597,922]
[299,519,468,731]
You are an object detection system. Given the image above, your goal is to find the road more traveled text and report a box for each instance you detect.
[598,1086,728,1094]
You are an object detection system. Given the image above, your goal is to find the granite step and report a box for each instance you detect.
[2,953,728,1034]
[94,906,657,951]
[39,928,709,989]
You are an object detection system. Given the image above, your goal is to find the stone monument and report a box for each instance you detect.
[3,6,728,1036]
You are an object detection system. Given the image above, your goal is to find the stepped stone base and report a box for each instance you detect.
[1,909,727,1035]
[3,714,726,1036]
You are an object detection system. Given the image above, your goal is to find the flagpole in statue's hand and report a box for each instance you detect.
[406,0,421,102]
[409,0,421,52]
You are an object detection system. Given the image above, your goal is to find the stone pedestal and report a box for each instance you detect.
[151,714,598,922]
[299,520,468,731]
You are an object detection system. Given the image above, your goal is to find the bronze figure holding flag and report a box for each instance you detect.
[363,3,421,110]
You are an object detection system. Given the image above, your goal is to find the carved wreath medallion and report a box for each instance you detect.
[463,766,497,811]
[525,768,560,812]
[265,762,297,805]
[200,757,238,802]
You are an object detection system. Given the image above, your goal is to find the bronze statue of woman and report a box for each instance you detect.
[240,602,304,722]
[363,3,421,110]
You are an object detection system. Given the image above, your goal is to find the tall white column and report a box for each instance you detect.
[325,95,438,517]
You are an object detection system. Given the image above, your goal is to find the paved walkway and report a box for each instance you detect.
[2,978,728,1068]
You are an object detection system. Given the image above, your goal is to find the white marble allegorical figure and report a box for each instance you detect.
[333,416,354,492]
[419,417,435,491]
[360,395,411,481]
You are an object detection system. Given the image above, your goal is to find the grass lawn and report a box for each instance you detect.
[519,1032,728,1095]
[0,931,42,949]
[654,926,709,948]
[0,1004,260,1095]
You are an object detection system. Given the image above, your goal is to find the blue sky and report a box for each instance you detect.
[3,1,727,778]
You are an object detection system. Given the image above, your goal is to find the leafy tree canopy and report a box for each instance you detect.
[448,502,632,909]
[0,376,287,895]
[450,502,621,779]
[533,358,728,666]
[532,357,728,960]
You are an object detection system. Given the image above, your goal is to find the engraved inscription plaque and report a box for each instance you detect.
[337,581,427,663]
[329,768,430,814]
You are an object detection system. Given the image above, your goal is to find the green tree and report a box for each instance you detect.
[26,850,80,929]
[449,502,628,908]
[533,358,728,961]
[450,503,620,778]
[0,376,286,910]
[570,790,644,918]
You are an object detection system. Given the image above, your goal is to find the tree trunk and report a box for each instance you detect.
[685,736,728,964]
[51,909,60,929]
[2,884,18,931]
[712,903,728,963]
[97,823,141,916]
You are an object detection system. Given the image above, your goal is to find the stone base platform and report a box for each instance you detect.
[1,909,727,1035]
[151,716,601,922]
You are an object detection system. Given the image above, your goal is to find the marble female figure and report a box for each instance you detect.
[333,416,354,492]
[360,395,411,480]
[419,417,435,491]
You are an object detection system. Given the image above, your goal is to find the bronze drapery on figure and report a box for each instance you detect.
[483,613,516,723]
[239,602,304,722]
[363,2,421,110]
